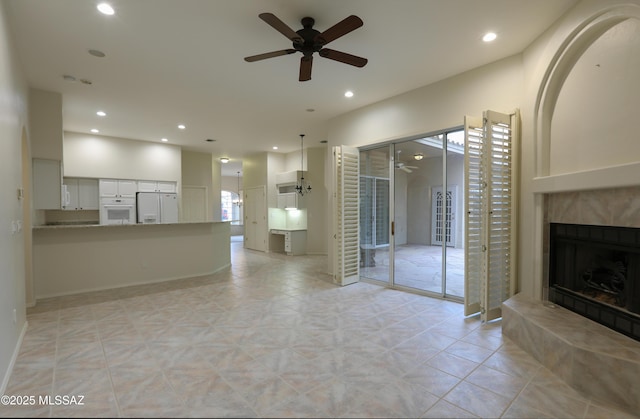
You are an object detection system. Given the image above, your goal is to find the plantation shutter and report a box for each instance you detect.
[334,145,360,286]
[464,116,485,317]
[464,110,519,322]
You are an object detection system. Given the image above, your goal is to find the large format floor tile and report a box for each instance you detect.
[1,240,636,418]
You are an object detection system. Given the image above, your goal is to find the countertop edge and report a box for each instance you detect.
[33,221,228,230]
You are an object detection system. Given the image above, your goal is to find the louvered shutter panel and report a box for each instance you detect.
[464,116,485,316]
[334,145,360,286]
[464,110,519,321]
[484,110,517,321]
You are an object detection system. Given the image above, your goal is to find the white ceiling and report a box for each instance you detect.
[5,0,577,176]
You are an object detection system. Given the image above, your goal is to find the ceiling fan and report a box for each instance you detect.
[244,13,368,81]
[395,161,419,173]
[394,150,418,173]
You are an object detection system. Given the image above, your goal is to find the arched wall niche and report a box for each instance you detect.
[534,4,640,177]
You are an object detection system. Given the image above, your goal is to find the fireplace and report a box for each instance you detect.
[549,223,640,341]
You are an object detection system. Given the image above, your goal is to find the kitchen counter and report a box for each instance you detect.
[34,221,217,229]
[32,221,230,299]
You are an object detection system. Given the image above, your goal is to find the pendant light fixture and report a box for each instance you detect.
[295,134,312,196]
[234,171,243,207]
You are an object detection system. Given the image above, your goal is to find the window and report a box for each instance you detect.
[220,190,242,224]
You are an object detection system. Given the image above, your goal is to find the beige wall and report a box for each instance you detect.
[28,88,62,160]
[182,150,214,221]
[63,131,181,182]
[549,17,640,174]
[305,147,327,255]
[211,157,221,221]
[327,54,523,148]
[0,1,30,393]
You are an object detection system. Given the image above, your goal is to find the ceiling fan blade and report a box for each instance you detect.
[259,13,303,44]
[244,49,297,62]
[401,166,412,173]
[318,48,367,67]
[314,15,363,45]
[299,56,312,81]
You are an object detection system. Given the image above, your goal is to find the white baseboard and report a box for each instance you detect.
[1,320,28,395]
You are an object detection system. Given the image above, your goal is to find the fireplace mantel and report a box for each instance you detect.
[532,161,640,194]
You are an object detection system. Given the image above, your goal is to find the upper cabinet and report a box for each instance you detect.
[99,179,138,198]
[33,158,62,209]
[63,178,99,210]
[137,180,176,193]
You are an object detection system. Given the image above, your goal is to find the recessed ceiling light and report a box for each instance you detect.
[80,79,92,85]
[178,124,186,130]
[220,157,230,164]
[161,138,168,142]
[97,3,115,15]
[88,49,106,58]
[483,32,497,42]
[205,138,215,142]
[344,91,354,98]
[306,108,315,112]
[62,74,76,82]
[91,129,99,133]
[96,111,106,117]
[272,146,278,150]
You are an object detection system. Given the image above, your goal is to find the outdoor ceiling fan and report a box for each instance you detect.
[395,161,419,173]
[244,12,368,81]
[395,150,418,173]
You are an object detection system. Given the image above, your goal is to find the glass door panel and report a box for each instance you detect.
[393,138,444,295]
[445,129,465,299]
[359,147,391,283]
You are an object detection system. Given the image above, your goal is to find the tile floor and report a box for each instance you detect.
[1,240,637,418]
[361,245,465,298]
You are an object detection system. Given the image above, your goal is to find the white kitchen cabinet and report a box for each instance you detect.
[99,179,138,198]
[270,229,306,255]
[138,180,176,193]
[277,192,304,210]
[63,178,99,210]
[33,158,62,209]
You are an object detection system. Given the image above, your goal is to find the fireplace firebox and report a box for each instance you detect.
[549,223,640,341]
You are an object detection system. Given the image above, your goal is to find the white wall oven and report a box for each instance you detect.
[100,197,136,225]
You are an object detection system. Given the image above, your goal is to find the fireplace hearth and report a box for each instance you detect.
[549,223,640,341]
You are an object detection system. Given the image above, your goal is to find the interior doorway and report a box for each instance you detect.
[243,186,267,251]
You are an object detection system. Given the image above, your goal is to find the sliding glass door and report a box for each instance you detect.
[359,129,465,300]
[359,147,391,283]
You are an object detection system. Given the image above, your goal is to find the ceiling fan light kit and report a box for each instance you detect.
[244,13,368,81]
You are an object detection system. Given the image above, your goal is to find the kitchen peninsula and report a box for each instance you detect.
[32,221,230,299]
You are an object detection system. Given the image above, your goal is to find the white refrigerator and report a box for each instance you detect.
[136,192,179,224]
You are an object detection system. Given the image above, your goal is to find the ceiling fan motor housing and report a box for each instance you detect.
[295,17,323,57]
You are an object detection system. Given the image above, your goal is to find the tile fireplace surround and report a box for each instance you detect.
[503,186,640,414]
